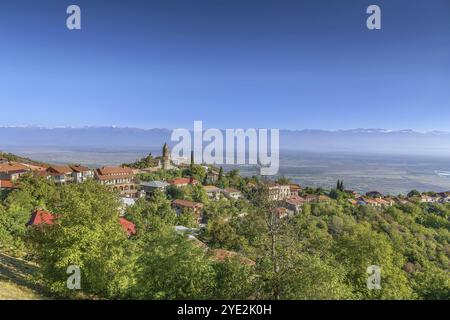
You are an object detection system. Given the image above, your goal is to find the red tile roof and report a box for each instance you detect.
[98,166,133,175]
[23,163,47,171]
[70,165,91,173]
[203,185,222,192]
[0,180,18,189]
[95,166,134,180]
[119,217,136,236]
[284,195,306,206]
[172,199,204,209]
[46,165,73,175]
[27,210,55,226]
[0,162,30,174]
[168,177,198,185]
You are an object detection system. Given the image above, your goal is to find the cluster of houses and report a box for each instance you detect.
[273,188,450,218]
[350,191,450,207]
[281,194,332,214]
[3,147,450,230]
[0,160,140,196]
[0,160,46,190]
[5,148,450,270]
[419,192,450,204]
[139,178,246,226]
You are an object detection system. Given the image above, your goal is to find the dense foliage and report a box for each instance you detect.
[0,171,448,300]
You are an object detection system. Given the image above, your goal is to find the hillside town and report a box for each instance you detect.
[1,144,449,301]
[2,144,450,233]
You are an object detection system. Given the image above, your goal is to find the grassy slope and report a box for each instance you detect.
[0,252,47,300]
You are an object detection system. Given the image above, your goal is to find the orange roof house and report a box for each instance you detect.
[172,199,204,224]
[46,165,73,175]
[70,165,91,173]
[0,162,30,174]
[172,199,204,210]
[45,165,70,175]
[94,166,137,197]
[22,163,47,172]
[168,177,199,187]
[94,166,134,180]
[119,217,137,237]
[26,209,55,227]
[282,195,306,214]
[289,184,302,195]
[0,179,18,190]
[0,162,31,181]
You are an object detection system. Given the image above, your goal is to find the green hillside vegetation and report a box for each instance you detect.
[0,166,448,300]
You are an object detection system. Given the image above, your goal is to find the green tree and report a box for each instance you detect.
[0,174,59,255]
[187,165,207,182]
[0,205,28,254]
[336,180,345,192]
[276,176,292,185]
[275,253,353,299]
[175,207,199,228]
[407,190,421,198]
[188,184,209,204]
[166,185,185,200]
[203,217,243,251]
[27,181,136,299]
[218,167,224,181]
[132,221,214,299]
[333,222,415,299]
[126,190,176,234]
[212,257,256,299]
[411,264,450,299]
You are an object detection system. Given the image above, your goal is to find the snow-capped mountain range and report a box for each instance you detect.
[1,126,450,156]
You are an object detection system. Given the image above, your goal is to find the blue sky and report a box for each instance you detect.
[0,0,449,131]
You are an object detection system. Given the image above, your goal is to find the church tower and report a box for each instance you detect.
[162,143,171,170]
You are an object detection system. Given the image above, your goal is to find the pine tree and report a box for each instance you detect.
[336,180,344,192]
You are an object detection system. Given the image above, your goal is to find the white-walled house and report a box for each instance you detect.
[223,188,243,200]
[203,185,223,200]
[268,183,291,201]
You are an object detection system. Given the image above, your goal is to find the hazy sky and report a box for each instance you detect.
[1,0,449,130]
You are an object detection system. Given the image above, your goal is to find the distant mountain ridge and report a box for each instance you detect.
[1,126,450,156]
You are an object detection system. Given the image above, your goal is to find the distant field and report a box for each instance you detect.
[238,151,450,195]
[0,252,46,300]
